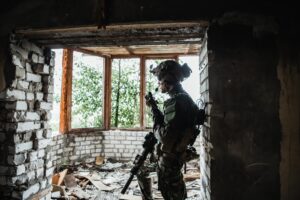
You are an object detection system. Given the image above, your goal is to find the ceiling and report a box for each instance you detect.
[16,22,207,56]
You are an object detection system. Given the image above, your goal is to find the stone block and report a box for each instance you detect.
[42,84,54,94]
[35,101,52,110]
[25,112,40,121]
[26,92,35,100]
[10,174,28,185]
[22,41,44,55]
[26,62,33,72]
[36,168,44,178]
[35,92,44,100]
[5,101,27,110]
[17,80,29,90]
[7,153,27,165]
[26,72,41,82]
[22,182,40,199]
[42,75,53,84]
[34,138,51,149]
[15,66,26,79]
[28,159,44,170]
[45,166,55,177]
[9,141,33,154]
[17,122,36,132]
[0,89,26,100]
[38,149,45,158]
[32,64,50,75]
[29,151,38,161]
[33,129,44,139]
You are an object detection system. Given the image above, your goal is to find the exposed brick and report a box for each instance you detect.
[7,153,27,165]
[35,92,44,100]
[22,182,40,199]
[0,89,26,100]
[32,64,50,75]
[9,142,33,154]
[35,101,52,110]
[26,72,41,82]
[5,101,27,110]
[25,112,40,121]
[26,92,35,100]
[34,138,51,149]
[15,66,26,79]
[17,80,29,90]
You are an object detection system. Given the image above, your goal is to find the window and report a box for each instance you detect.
[110,58,140,128]
[58,50,200,132]
[71,52,104,128]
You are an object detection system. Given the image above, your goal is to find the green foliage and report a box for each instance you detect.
[111,59,140,128]
[72,61,103,128]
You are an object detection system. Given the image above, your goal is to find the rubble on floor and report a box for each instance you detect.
[51,158,201,200]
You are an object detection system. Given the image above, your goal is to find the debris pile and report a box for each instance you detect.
[51,157,201,200]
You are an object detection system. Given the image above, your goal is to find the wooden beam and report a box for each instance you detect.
[140,56,146,128]
[103,57,112,129]
[73,48,110,58]
[59,49,73,134]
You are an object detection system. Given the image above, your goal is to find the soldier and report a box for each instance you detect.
[137,60,201,200]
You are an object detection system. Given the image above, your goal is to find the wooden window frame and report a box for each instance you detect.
[59,48,193,133]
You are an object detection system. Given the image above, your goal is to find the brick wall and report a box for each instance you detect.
[51,130,201,168]
[0,37,54,200]
[198,34,211,200]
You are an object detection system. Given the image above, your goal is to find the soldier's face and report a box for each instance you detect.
[158,81,172,93]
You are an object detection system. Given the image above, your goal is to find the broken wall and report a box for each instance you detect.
[207,19,281,200]
[51,131,201,168]
[198,34,211,200]
[0,37,55,199]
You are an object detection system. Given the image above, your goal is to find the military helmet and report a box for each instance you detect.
[150,60,192,83]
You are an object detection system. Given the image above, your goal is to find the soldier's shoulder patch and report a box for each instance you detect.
[164,98,176,124]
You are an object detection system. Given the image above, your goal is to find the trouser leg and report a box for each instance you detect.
[157,156,187,200]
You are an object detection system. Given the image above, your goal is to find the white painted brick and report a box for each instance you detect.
[26,92,34,100]
[22,182,40,199]
[16,66,26,79]
[26,72,41,82]
[26,62,33,72]
[10,174,28,185]
[17,80,29,90]
[30,52,39,63]
[16,121,35,132]
[0,89,26,100]
[5,101,27,110]
[25,112,40,121]
[28,159,44,170]
[33,64,50,75]
[11,52,25,67]
[34,138,51,149]
[45,167,55,177]
[35,92,44,100]
[40,179,47,189]
[22,40,44,55]
[36,168,44,178]
[15,164,26,175]
[29,151,38,161]
[7,153,27,165]
[34,129,44,139]
[9,141,33,153]
[38,149,45,158]
[36,101,52,110]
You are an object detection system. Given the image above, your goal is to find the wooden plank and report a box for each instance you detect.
[103,57,112,129]
[59,49,73,134]
[30,187,52,200]
[140,56,146,128]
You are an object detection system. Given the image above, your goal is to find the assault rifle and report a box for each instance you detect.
[145,92,164,127]
[121,132,157,194]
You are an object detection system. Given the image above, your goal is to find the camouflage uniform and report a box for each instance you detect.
[138,83,199,200]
